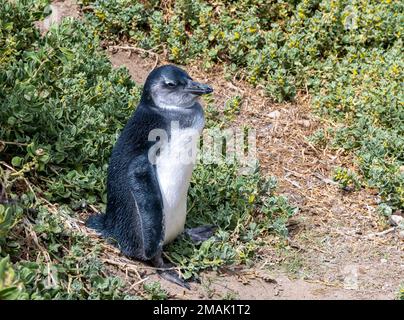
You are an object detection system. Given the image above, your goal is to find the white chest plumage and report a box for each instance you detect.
[156,121,203,244]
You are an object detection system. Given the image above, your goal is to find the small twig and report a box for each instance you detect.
[127,276,149,292]
[89,204,100,213]
[108,45,156,56]
[365,227,396,238]
[284,177,301,189]
[24,49,54,82]
[102,257,177,272]
[108,45,159,69]
[312,172,338,186]
[227,81,244,94]
[67,276,72,294]
[1,161,39,203]
[0,140,29,147]
[81,5,94,12]
[302,140,319,153]
[305,279,341,288]
[283,167,305,178]
[0,161,16,172]
[286,237,304,251]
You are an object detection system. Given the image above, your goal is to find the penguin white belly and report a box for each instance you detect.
[156,128,200,244]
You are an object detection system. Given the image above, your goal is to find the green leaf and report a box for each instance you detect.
[11,156,22,167]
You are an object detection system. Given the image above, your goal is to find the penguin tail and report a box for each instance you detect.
[86,213,106,233]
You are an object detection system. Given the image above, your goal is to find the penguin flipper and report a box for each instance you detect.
[126,153,164,260]
[184,225,217,244]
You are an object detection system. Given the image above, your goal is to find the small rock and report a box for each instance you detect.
[380,258,387,264]
[398,230,404,239]
[297,119,311,128]
[268,110,281,119]
[331,205,344,215]
[389,214,404,226]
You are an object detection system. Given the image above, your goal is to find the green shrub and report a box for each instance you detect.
[143,281,168,300]
[0,256,27,299]
[333,167,361,191]
[399,287,404,300]
[1,12,139,206]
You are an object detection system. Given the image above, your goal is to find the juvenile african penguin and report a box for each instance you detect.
[86,65,214,288]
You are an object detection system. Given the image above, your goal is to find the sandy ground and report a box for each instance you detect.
[35,0,404,300]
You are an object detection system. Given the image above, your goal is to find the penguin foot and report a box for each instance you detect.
[151,254,191,290]
[185,225,217,244]
[157,268,191,290]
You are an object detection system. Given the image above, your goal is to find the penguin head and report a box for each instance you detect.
[142,65,213,109]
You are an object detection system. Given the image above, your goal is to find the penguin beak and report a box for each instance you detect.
[184,80,213,95]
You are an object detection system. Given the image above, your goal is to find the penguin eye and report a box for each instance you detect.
[165,81,177,88]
